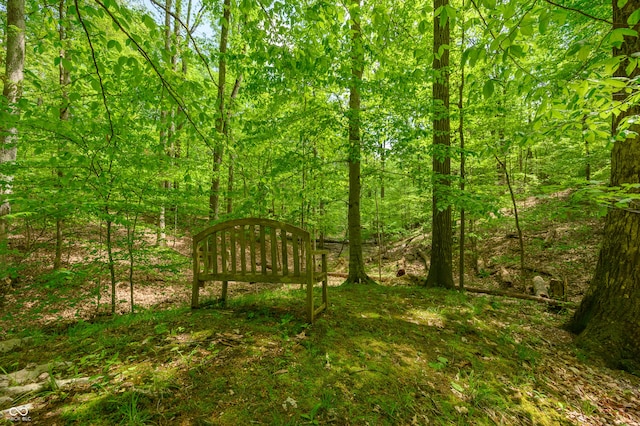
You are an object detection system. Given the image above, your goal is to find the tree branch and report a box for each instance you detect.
[75,0,114,142]
[542,0,612,25]
[93,0,213,150]
[469,0,542,85]
[148,0,219,89]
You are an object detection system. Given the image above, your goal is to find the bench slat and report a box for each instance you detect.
[250,225,256,275]
[260,225,267,275]
[292,236,299,276]
[240,225,247,275]
[221,230,228,274]
[281,229,288,275]
[201,238,207,274]
[270,228,278,275]
[230,227,237,274]
[211,234,217,275]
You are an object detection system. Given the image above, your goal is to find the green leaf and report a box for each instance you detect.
[604,78,628,88]
[107,39,122,52]
[418,19,429,34]
[629,8,640,26]
[573,80,589,98]
[618,0,629,8]
[520,24,533,37]
[509,45,524,58]
[483,0,496,9]
[91,79,101,92]
[626,57,638,75]
[553,9,568,26]
[567,42,581,56]
[483,79,494,99]
[503,2,516,20]
[439,6,449,29]
[451,382,465,393]
[539,15,550,35]
[142,14,156,31]
[603,56,623,74]
[578,45,591,61]
[69,92,82,103]
[611,28,638,45]
[61,58,73,71]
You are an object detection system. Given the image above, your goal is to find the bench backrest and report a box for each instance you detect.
[193,218,314,284]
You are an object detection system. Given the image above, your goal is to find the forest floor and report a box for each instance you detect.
[1,191,639,425]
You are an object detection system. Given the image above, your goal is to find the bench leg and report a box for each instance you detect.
[221,281,228,306]
[321,253,328,309]
[307,280,314,323]
[191,279,202,309]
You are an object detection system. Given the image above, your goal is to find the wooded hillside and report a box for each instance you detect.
[1,0,639,423]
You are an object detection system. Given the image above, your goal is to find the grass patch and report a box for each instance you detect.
[2,283,637,425]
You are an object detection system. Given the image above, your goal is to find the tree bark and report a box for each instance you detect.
[55,0,71,270]
[346,0,371,284]
[498,156,525,286]
[0,0,25,254]
[567,0,640,373]
[458,0,466,290]
[157,0,173,247]
[209,0,231,221]
[224,75,242,216]
[425,0,454,289]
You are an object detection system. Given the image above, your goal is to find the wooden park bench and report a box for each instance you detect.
[191,218,328,322]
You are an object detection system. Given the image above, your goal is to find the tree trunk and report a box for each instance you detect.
[106,217,116,315]
[224,75,242,216]
[209,0,231,221]
[458,0,466,290]
[582,115,591,181]
[425,0,454,289]
[0,0,25,259]
[55,0,71,270]
[346,0,370,284]
[498,155,525,286]
[157,0,173,246]
[567,0,640,373]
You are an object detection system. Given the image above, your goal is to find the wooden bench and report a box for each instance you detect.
[191,218,328,322]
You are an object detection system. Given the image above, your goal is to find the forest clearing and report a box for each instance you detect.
[1,0,640,424]
[1,193,640,425]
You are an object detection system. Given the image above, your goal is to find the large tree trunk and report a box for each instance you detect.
[567,1,640,373]
[425,0,454,289]
[458,0,466,290]
[157,0,173,247]
[55,0,71,270]
[0,0,25,259]
[346,0,370,284]
[224,75,242,216]
[209,0,231,221]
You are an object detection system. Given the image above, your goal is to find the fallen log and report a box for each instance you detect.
[463,286,577,308]
[328,272,396,283]
[328,272,348,278]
